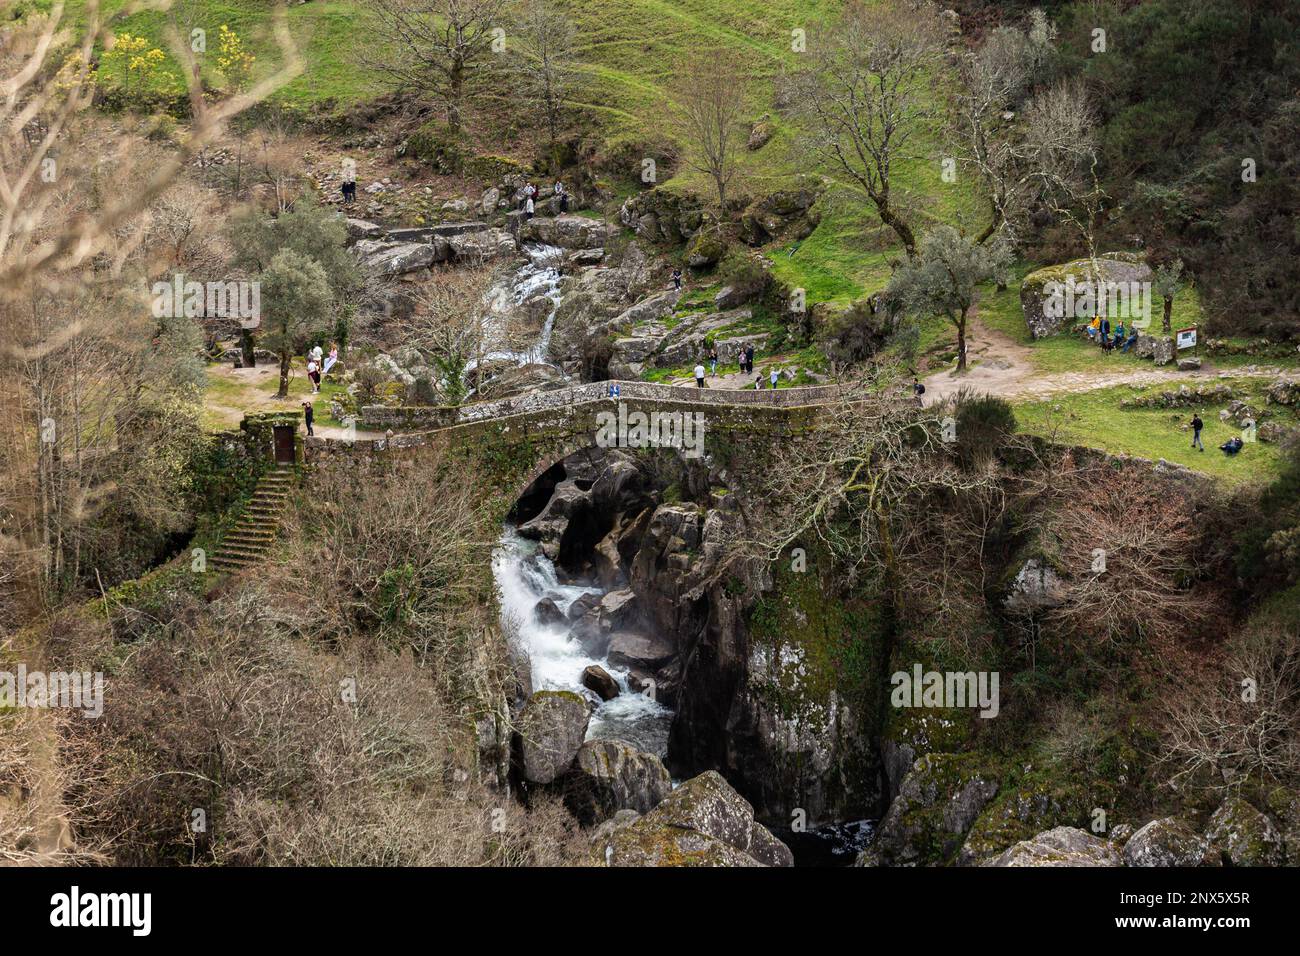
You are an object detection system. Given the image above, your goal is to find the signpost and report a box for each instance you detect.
[1175,326,1197,351]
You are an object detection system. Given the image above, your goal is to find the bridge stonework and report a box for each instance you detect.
[308,382,848,514]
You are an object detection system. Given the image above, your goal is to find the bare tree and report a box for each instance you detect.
[406,264,498,403]
[668,50,750,211]
[363,0,510,134]
[783,0,947,259]
[510,0,577,168]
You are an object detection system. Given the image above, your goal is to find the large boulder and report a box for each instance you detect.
[1020,253,1153,339]
[1123,817,1218,867]
[521,214,612,250]
[581,665,620,702]
[564,739,671,825]
[515,690,590,784]
[988,827,1123,867]
[858,753,999,866]
[601,770,794,867]
[606,631,675,671]
[354,239,442,276]
[1204,796,1285,866]
[618,188,705,245]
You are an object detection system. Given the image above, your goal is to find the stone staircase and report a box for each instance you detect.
[211,466,295,572]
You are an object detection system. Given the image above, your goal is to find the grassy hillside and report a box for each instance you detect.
[43,0,982,303]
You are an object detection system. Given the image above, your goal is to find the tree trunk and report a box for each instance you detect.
[878,203,917,260]
[1162,296,1173,334]
[278,350,290,398]
[240,328,255,367]
[955,309,968,372]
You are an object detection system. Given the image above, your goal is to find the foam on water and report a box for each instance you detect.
[493,526,672,756]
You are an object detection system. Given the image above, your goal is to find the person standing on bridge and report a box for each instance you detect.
[770,367,780,390]
[695,363,706,388]
[744,344,755,375]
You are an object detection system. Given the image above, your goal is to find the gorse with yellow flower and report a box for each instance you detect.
[216,24,255,92]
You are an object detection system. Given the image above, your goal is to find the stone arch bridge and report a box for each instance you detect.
[305,380,868,510]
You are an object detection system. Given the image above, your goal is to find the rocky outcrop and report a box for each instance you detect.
[521,214,612,250]
[564,739,671,825]
[858,754,998,866]
[618,188,705,245]
[516,690,590,785]
[988,827,1122,867]
[1123,817,1219,867]
[738,186,820,245]
[1204,796,1285,866]
[600,771,793,867]
[1020,253,1153,339]
[1003,557,1066,614]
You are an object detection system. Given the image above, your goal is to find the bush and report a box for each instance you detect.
[954,390,1017,467]
[404,121,467,174]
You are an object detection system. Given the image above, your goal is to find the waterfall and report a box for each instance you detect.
[465,243,565,375]
[492,525,672,756]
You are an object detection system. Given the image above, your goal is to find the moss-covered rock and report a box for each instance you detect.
[1020,252,1152,339]
[600,770,793,867]
[858,752,999,866]
[1123,817,1219,867]
[988,826,1122,867]
[1204,796,1285,866]
[959,772,1091,865]
[515,690,589,784]
[685,230,727,269]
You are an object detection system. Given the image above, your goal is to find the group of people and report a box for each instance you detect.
[1084,315,1140,353]
[305,342,340,394]
[520,181,569,219]
[690,343,777,389]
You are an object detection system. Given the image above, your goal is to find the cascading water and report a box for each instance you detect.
[493,526,672,756]
[466,243,565,375]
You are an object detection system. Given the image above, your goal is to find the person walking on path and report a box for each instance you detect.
[302,401,314,437]
[709,346,719,377]
[341,171,356,206]
[694,363,706,388]
[555,181,568,213]
[745,345,755,375]
[912,377,926,407]
[306,357,321,393]
[672,268,683,291]
[770,367,780,390]
[1191,413,1205,451]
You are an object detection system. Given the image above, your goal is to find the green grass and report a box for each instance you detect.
[1013,377,1292,486]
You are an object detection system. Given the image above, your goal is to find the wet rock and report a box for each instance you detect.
[1109,823,1134,844]
[607,631,675,671]
[1124,817,1219,867]
[516,690,590,784]
[1204,796,1284,866]
[581,665,620,702]
[533,598,566,627]
[565,739,671,825]
[988,827,1122,867]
